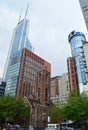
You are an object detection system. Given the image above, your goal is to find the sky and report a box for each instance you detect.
[0,0,87,78]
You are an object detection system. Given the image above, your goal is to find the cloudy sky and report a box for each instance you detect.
[0,0,87,78]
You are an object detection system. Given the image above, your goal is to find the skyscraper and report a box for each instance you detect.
[4,18,32,81]
[68,31,88,93]
[4,6,33,95]
[79,0,88,31]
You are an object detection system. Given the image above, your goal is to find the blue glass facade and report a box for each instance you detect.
[68,31,88,93]
[5,50,22,96]
[0,81,6,96]
[79,0,88,31]
[5,18,33,96]
[11,19,32,55]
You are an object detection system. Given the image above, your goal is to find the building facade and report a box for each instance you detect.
[4,18,32,82]
[67,57,77,92]
[79,0,88,31]
[68,31,88,93]
[51,76,61,98]
[5,48,51,100]
[0,78,6,96]
[51,73,69,107]
[83,42,88,69]
[59,73,69,103]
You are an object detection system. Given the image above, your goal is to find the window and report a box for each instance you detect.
[45,88,48,102]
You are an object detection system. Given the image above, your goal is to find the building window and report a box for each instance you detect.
[11,56,18,65]
[38,88,40,99]
[39,73,41,82]
[45,88,48,102]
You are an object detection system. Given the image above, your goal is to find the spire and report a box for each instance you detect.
[24,2,29,20]
[18,9,22,23]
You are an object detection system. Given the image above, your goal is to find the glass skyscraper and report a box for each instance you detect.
[4,18,33,96]
[79,0,88,31]
[68,31,88,93]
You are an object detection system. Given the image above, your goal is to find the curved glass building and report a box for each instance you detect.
[11,19,32,55]
[68,31,88,93]
[4,18,33,96]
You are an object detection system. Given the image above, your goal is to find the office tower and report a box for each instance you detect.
[4,7,34,96]
[5,48,51,101]
[68,31,88,93]
[67,57,78,92]
[79,0,88,31]
[4,7,32,82]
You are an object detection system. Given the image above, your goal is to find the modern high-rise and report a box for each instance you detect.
[68,30,88,93]
[4,8,33,96]
[79,0,88,31]
[4,17,32,81]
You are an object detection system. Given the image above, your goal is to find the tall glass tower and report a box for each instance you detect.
[11,19,32,55]
[4,8,33,96]
[79,0,88,31]
[68,31,88,93]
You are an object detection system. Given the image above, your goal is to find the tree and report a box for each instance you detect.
[49,105,63,123]
[0,96,30,125]
[61,91,88,121]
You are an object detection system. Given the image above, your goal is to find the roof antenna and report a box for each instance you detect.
[18,9,22,23]
[24,2,29,19]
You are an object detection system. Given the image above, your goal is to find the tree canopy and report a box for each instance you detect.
[49,105,63,123]
[0,96,30,125]
[61,91,88,121]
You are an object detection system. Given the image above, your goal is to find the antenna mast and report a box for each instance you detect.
[25,3,29,19]
[18,9,22,23]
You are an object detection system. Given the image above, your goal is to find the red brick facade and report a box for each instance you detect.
[67,57,77,92]
[16,48,51,128]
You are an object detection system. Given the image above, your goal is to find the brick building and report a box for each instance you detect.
[16,48,51,128]
[67,57,77,92]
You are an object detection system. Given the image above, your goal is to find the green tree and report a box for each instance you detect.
[0,96,30,125]
[61,91,88,121]
[49,105,63,123]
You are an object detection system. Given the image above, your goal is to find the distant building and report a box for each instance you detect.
[0,79,6,96]
[68,31,88,93]
[79,0,88,31]
[51,73,69,107]
[51,76,61,97]
[67,57,78,92]
[59,73,69,102]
